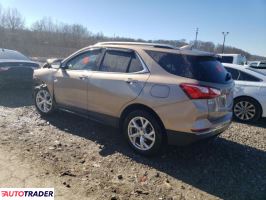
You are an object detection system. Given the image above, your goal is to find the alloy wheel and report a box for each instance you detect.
[234,101,256,121]
[36,89,53,113]
[127,116,156,151]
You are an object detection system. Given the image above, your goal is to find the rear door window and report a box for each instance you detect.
[100,50,143,73]
[146,50,231,84]
[128,54,143,72]
[238,71,261,82]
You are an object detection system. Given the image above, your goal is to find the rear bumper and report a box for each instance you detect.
[166,121,231,145]
[0,74,33,88]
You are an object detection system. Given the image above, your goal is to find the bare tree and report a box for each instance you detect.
[0,4,4,28]
[31,17,55,32]
[4,8,25,31]
[70,24,89,38]
[0,5,264,60]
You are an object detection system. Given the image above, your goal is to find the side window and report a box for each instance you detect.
[238,71,261,82]
[100,50,143,73]
[128,54,143,72]
[225,67,240,80]
[66,49,101,70]
[146,50,194,79]
[100,50,131,72]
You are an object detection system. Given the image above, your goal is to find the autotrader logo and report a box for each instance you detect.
[0,188,54,200]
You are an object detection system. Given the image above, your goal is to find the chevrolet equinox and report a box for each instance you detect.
[33,42,234,155]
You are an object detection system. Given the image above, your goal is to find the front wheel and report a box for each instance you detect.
[34,87,55,116]
[123,110,164,156]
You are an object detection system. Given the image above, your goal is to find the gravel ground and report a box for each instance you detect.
[0,88,265,200]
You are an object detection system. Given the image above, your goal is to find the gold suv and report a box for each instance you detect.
[33,42,234,155]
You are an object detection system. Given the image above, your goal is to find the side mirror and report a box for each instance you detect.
[42,58,63,69]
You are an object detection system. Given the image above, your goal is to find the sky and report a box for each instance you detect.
[0,0,266,56]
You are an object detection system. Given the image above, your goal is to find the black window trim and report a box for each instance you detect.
[98,47,149,74]
[238,71,263,82]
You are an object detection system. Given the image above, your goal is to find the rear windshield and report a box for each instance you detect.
[220,56,233,64]
[146,50,231,84]
[0,50,30,60]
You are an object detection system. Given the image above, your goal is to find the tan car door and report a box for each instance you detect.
[88,49,150,117]
[53,49,102,110]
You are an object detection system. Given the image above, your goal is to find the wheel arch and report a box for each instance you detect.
[119,103,166,133]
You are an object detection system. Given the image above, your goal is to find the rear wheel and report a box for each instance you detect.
[34,87,54,116]
[123,110,163,156]
[233,97,261,122]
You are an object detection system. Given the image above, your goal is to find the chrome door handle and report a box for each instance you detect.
[125,78,138,84]
[79,76,88,80]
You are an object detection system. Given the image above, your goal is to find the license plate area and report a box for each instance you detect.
[218,95,227,107]
[217,89,233,109]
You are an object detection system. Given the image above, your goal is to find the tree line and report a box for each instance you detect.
[0,5,264,61]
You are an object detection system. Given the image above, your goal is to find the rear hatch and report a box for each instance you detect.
[145,50,234,121]
[188,56,234,121]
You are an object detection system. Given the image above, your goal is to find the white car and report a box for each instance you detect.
[218,54,247,65]
[223,63,266,122]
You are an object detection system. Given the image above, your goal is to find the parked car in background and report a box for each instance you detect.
[223,63,266,122]
[0,48,40,88]
[218,54,247,65]
[248,60,266,69]
[33,42,234,155]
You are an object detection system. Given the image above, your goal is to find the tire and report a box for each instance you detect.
[123,110,164,156]
[34,86,55,116]
[233,97,261,122]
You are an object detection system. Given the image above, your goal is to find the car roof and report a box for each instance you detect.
[89,41,216,56]
[95,41,179,49]
[0,48,30,61]
[61,42,217,65]
[218,54,243,56]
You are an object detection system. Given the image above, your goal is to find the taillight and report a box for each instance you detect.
[180,83,221,99]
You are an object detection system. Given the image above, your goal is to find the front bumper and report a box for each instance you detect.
[166,121,231,145]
